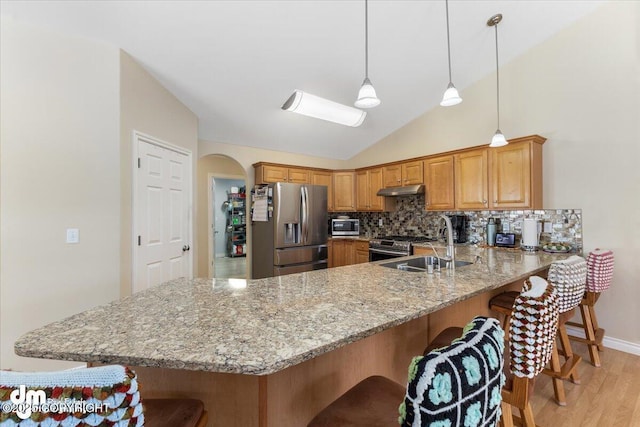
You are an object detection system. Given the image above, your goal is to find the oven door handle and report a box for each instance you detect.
[368,248,408,256]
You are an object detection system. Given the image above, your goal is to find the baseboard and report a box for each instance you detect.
[565,325,640,356]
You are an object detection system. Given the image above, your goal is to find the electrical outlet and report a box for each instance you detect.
[543,221,553,233]
[66,228,79,244]
[378,218,384,227]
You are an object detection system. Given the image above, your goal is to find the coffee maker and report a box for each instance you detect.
[448,215,467,243]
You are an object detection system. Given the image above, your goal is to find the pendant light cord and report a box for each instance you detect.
[364,0,369,79]
[494,23,500,129]
[445,0,452,83]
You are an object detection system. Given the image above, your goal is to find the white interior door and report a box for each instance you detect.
[134,135,191,293]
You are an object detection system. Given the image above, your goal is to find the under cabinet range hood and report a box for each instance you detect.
[376,184,425,197]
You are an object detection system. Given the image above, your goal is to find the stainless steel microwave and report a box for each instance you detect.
[331,219,360,236]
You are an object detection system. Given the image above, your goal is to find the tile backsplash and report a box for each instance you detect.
[332,194,582,251]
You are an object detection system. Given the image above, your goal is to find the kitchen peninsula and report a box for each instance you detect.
[15,247,570,427]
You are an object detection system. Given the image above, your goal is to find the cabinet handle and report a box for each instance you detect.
[494,199,498,203]
[483,200,488,205]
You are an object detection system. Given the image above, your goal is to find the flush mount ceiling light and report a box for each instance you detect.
[282,90,367,127]
[355,0,381,108]
[440,0,462,107]
[488,13,508,147]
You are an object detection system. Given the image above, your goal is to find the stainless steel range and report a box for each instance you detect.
[368,236,435,262]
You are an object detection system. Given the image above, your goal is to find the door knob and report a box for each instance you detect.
[182,245,191,252]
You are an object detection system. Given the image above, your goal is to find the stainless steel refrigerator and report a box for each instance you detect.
[252,183,328,279]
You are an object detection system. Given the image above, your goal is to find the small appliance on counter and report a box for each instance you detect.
[495,233,516,248]
[521,218,541,251]
[447,214,467,243]
[331,218,360,236]
[486,218,497,246]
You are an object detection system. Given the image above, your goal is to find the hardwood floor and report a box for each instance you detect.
[213,256,246,279]
[529,343,640,426]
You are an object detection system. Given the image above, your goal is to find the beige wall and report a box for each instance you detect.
[350,2,640,346]
[119,52,199,296]
[0,18,120,370]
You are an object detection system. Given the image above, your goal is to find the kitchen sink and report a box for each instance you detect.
[380,256,473,272]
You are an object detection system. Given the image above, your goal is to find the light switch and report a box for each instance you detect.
[66,228,79,244]
[378,219,384,227]
[543,221,553,233]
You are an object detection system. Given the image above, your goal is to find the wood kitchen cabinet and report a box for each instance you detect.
[424,155,455,211]
[413,246,437,256]
[455,148,489,210]
[354,240,369,264]
[311,170,334,211]
[254,163,310,184]
[331,239,354,267]
[330,239,369,267]
[453,136,545,210]
[490,136,544,209]
[356,167,394,211]
[383,160,424,188]
[333,171,356,211]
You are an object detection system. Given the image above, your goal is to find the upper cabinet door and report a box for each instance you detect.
[382,165,402,188]
[455,149,488,210]
[490,142,531,209]
[287,167,310,184]
[311,170,334,211]
[368,168,385,211]
[333,171,356,212]
[260,165,289,183]
[355,170,369,210]
[424,155,455,211]
[401,160,424,185]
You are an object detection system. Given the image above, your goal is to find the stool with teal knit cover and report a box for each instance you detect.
[307,316,505,427]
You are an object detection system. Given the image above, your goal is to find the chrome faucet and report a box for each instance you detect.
[440,214,455,270]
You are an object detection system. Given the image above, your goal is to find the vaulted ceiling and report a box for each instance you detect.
[1,1,604,159]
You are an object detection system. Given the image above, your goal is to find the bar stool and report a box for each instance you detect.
[0,365,207,427]
[541,255,587,406]
[431,276,558,427]
[307,316,505,427]
[567,248,615,367]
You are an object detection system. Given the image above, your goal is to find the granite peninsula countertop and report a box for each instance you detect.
[15,246,571,375]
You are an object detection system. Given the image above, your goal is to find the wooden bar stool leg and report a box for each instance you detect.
[519,404,536,427]
[558,324,581,384]
[581,303,601,367]
[500,401,514,427]
[549,344,567,406]
[588,304,606,352]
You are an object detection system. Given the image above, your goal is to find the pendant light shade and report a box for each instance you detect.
[487,13,508,147]
[441,83,462,107]
[355,77,380,108]
[355,0,380,108]
[490,130,508,147]
[440,0,462,107]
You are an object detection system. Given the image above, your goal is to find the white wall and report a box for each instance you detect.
[1,18,120,370]
[349,2,640,346]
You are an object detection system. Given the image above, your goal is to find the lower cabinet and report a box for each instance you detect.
[413,246,437,256]
[329,239,369,268]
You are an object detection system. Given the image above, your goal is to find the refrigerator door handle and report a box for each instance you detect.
[301,186,308,245]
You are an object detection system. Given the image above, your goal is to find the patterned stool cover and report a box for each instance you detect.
[399,316,505,427]
[510,276,559,378]
[547,256,587,313]
[0,365,143,426]
[586,249,615,292]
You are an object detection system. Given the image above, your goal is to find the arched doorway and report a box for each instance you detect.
[197,154,247,279]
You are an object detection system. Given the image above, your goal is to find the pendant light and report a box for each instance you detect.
[487,13,507,147]
[440,0,462,107]
[355,0,380,108]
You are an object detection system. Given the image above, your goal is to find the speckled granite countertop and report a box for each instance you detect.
[15,247,570,375]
